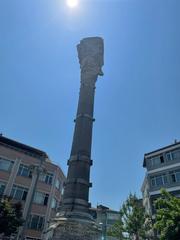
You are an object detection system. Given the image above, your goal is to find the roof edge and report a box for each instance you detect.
[0,135,48,159]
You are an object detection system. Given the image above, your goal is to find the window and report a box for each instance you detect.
[39,172,53,185]
[170,170,180,183]
[150,155,165,167]
[17,164,32,178]
[55,179,61,190]
[150,157,161,167]
[160,155,164,163]
[151,174,168,187]
[166,150,180,161]
[0,158,13,171]
[172,150,180,160]
[28,215,44,230]
[51,198,58,209]
[166,152,173,161]
[33,191,49,205]
[0,181,6,195]
[11,185,28,200]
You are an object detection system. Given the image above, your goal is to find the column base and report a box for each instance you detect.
[45,216,101,240]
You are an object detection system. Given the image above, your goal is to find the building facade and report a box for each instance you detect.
[0,135,65,240]
[90,205,120,240]
[141,141,180,216]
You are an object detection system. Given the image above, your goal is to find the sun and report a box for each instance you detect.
[66,0,79,8]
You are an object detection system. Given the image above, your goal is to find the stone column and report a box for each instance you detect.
[47,37,104,240]
[62,37,104,219]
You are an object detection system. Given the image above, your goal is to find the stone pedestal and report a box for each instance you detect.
[52,218,101,240]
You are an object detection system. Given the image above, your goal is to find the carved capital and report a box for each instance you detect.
[77,37,104,77]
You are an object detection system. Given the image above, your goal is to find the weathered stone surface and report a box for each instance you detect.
[77,37,104,77]
[52,219,101,240]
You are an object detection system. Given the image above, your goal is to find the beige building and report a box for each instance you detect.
[0,135,66,240]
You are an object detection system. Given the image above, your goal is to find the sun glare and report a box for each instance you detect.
[66,0,79,8]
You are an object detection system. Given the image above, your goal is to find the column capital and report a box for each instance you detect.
[77,37,104,77]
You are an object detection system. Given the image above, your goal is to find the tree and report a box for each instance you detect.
[154,189,180,240]
[0,196,24,237]
[107,193,152,240]
[107,219,125,240]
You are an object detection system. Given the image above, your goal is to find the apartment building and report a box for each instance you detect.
[90,205,120,240]
[141,141,180,215]
[0,135,66,240]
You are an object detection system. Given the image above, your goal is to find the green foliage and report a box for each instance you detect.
[107,193,152,240]
[154,189,180,240]
[121,193,152,240]
[107,219,125,240]
[0,196,24,236]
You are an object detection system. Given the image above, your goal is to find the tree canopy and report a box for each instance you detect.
[107,193,152,240]
[0,196,24,237]
[107,218,125,240]
[154,189,180,240]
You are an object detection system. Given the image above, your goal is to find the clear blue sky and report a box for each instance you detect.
[1,0,180,210]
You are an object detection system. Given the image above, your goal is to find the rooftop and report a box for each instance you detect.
[0,135,49,160]
[143,140,180,167]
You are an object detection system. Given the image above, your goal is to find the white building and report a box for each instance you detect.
[142,141,180,216]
